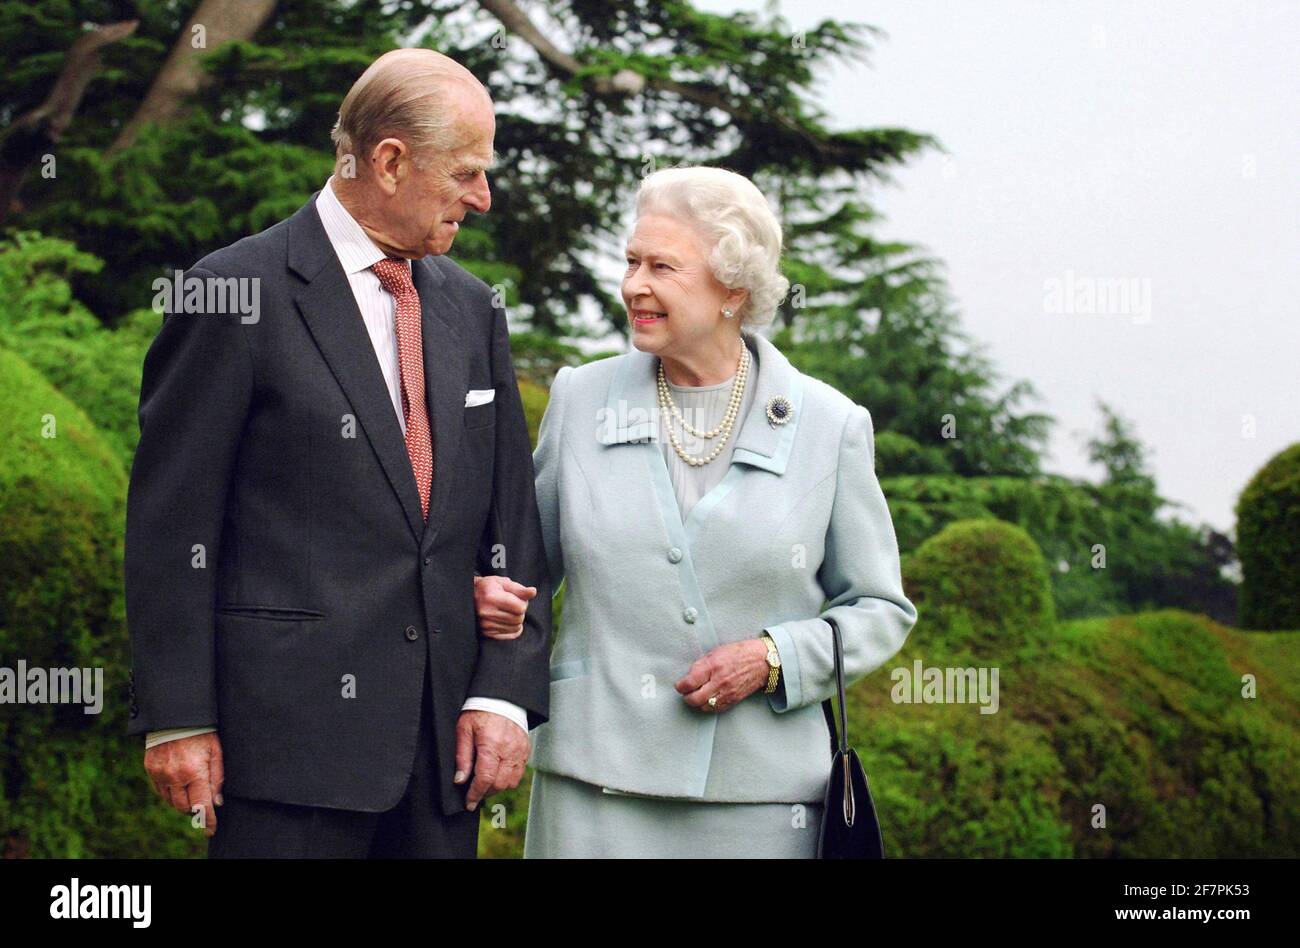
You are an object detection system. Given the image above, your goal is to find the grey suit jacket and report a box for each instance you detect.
[528,330,917,803]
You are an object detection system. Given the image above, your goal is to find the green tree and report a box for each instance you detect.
[1081,401,1237,623]
[2,1,931,331]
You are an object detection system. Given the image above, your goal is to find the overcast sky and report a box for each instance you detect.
[690,0,1299,533]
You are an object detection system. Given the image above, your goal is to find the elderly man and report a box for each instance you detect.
[124,48,550,858]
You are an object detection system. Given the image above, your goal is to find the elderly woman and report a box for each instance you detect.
[474,166,917,858]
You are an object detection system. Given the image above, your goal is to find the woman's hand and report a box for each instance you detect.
[675,639,771,713]
[473,575,537,640]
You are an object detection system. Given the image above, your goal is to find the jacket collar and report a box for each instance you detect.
[598,330,803,475]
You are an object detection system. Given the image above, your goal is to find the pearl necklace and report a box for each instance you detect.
[656,344,751,467]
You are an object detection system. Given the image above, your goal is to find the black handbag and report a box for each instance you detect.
[817,616,885,858]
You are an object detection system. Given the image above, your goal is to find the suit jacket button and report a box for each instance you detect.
[129,705,139,718]
[423,556,431,565]
[667,547,683,563]
[405,625,420,641]
[683,607,698,624]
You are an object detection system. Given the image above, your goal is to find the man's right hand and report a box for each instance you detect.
[473,575,536,640]
[144,732,224,838]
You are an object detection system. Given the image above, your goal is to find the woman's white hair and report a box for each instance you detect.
[634,166,789,326]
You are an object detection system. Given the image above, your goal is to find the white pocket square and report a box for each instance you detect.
[464,388,496,408]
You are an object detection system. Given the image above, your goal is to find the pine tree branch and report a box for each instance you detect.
[475,0,867,165]
[0,20,138,224]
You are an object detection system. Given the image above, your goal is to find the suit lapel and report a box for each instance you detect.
[288,196,424,541]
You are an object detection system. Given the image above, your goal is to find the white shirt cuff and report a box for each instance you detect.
[145,726,217,749]
[461,697,529,732]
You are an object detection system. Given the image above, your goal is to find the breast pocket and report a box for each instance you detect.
[464,401,496,429]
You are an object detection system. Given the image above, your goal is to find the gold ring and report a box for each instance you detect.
[707,694,719,709]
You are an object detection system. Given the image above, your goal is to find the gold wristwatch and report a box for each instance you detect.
[760,633,781,694]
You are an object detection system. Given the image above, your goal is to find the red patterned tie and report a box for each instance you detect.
[371,256,434,521]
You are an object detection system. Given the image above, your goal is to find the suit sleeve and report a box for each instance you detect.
[469,301,552,729]
[530,364,572,593]
[764,405,917,712]
[125,265,254,736]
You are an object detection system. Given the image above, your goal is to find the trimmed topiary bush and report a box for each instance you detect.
[903,517,1056,658]
[0,347,201,857]
[1236,442,1300,631]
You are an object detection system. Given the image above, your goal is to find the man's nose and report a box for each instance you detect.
[465,173,491,214]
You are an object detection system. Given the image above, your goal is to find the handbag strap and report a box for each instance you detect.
[819,616,850,756]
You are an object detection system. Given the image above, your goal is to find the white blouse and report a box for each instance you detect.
[657,333,760,523]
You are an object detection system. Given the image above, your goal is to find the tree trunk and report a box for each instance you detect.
[109,0,278,154]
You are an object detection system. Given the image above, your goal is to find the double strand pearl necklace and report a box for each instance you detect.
[656,343,751,467]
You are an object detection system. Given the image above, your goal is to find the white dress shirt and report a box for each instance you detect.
[145,177,528,748]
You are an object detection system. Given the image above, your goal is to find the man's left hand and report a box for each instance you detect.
[454,710,530,811]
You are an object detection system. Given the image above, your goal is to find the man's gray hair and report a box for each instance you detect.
[330,49,486,170]
[634,166,790,326]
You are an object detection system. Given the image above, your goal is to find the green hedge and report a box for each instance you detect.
[0,231,159,466]
[0,347,201,857]
[845,605,1299,857]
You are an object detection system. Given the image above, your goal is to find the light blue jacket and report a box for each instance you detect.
[527,330,917,803]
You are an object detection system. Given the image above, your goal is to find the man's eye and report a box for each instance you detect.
[655,263,672,270]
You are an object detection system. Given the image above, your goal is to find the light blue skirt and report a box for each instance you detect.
[523,770,823,858]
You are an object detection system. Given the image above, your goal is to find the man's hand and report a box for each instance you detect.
[144,732,224,837]
[473,574,536,640]
[453,710,530,811]
[675,639,771,713]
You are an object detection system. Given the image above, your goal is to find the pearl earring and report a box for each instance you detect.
[722,307,735,319]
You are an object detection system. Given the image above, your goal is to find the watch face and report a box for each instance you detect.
[767,653,780,668]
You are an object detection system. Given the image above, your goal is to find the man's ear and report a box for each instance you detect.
[370,138,410,192]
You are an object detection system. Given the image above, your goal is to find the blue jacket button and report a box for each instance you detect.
[683,607,698,623]
[667,547,683,563]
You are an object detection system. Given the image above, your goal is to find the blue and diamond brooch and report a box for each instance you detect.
[765,395,794,427]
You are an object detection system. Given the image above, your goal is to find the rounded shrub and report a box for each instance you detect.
[1236,443,1300,630]
[903,518,1056,657]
